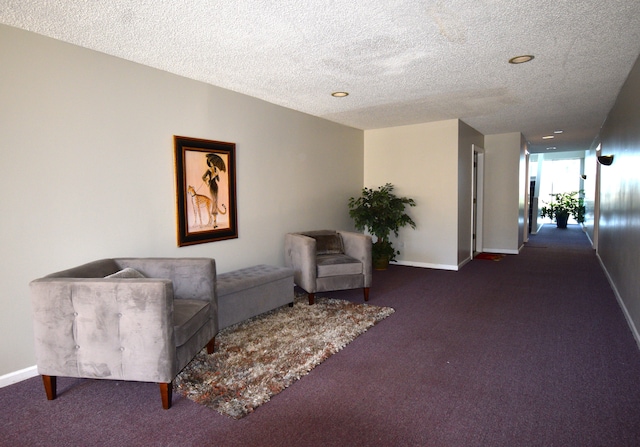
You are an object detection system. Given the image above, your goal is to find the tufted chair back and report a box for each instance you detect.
[30,257,218,409]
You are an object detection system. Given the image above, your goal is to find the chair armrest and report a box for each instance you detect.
[284,233,317,293]
[115,258,216,302]
[30,278,177,383]
[338,231,373,287]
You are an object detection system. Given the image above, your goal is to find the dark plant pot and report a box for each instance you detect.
[373,256,390,270]
[556,213,569,229]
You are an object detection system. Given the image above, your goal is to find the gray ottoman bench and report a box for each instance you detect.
[217,264,294,330]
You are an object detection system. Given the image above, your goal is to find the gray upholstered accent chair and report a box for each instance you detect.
[29,257,217,410]
[284,230,372,305]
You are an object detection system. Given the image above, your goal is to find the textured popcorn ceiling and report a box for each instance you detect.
[2,0,640,153]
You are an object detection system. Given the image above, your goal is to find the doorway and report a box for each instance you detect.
[472,145,485,255]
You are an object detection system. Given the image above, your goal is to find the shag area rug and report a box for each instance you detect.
[174,295,394,419]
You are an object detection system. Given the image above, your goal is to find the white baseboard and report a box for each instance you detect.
[392,260,459,271]
[0,365,38,388]
[596,254,640,351]
[482,248,519,255]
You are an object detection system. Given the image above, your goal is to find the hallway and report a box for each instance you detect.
[1,224,639,446]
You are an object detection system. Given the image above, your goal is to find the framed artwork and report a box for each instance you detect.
[174,136,238,246]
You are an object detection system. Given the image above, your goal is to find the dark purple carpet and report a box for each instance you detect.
[2,224,640,446]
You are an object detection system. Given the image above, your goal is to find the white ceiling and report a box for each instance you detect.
[2,0,640,153]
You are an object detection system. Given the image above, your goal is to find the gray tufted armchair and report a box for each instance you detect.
[284,230,372,305]
[29,257,217,409]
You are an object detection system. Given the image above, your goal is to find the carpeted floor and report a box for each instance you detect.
[174,295,394,418]
[2,224,640,446]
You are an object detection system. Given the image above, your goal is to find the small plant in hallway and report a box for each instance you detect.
[348,183,416,269]
[540,190,585,228]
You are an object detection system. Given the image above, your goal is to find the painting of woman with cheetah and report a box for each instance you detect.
[183,150,229,232]
[201,153,228,229]
[174,136,237,246]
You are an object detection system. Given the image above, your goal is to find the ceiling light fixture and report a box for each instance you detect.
[554,130,564,134]
[508,55,534,64]
[331,92,349,97]
[542,135,555,139]
[547,147,557,150]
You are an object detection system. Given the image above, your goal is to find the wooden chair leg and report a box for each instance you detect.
[364,287,370,302]
[308,293,315,305]
[159,382,172,410]
[206,336,216,354]
[42,375,57,400]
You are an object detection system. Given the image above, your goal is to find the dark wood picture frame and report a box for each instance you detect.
[174,136,238,246]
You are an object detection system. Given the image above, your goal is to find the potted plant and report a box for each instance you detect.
[348,183,416,269]
[540,190,585,228]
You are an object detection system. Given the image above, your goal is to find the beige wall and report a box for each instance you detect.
[364,120,459,269]
[598,54,640,342]
[0,25,364,377]
[483,132,525,253]
[364,119,483,270]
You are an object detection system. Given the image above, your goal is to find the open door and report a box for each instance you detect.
[472,145,485,256]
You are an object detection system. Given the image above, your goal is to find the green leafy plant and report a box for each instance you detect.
[540,190,585,227]
[348,183,416,263]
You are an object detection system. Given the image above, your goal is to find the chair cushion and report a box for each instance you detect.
[300,230,344,255]
[173,299,210,347]
[316,254,363,277]
[217,264,293,296]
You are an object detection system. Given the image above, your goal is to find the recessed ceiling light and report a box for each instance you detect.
[546,147,557,150]
[554,130,564,134]
[331,92,349,97]
[508,55,534,64]
[542,135,555,139]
